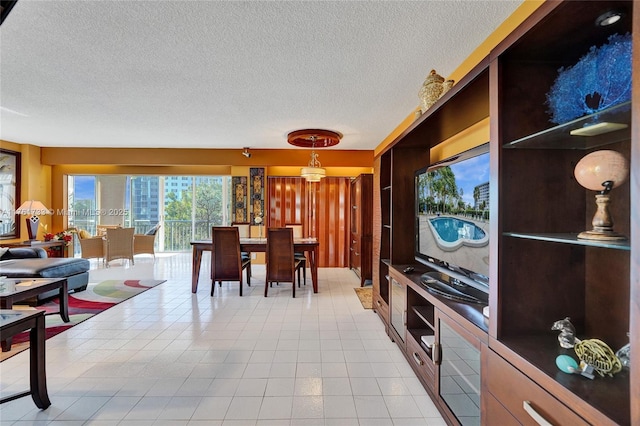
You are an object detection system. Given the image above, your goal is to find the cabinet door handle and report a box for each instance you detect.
[412,352,424,366]
[377,300,382,307]
[523,401,554,426]
[432,342,441,365]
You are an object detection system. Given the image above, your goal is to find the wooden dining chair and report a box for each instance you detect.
[232,222,252,281]
[286,224,306,287]
[265,227,302,298]
[211,226,251,296]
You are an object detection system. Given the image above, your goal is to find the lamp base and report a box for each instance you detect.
[577,229,628,241]
[25,216,40,241]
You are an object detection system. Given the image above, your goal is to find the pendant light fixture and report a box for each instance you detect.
[287,129,342,182]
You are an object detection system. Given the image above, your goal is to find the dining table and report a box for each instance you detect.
[190,237,320,294]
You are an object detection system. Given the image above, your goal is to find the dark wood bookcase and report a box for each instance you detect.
[488,2,635,425]
[372,1,637,424]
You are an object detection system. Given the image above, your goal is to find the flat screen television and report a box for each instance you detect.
[415,143,490,296]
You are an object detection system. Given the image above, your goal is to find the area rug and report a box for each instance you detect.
[354,287,373,309]
[1,279,166,361]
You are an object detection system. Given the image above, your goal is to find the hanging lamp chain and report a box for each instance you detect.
[308,136,322,168]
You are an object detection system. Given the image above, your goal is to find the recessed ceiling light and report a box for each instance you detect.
[595,10,623,27]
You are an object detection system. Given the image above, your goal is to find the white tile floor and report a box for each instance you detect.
[0,253,446,425]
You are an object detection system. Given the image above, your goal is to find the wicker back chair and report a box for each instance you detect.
[103,227,135,267]
[134,224,160,260]
[78,228,104,262]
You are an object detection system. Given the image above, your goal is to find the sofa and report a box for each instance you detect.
[0,247,90,301]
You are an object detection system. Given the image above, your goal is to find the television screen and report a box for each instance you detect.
[415,143,490,293]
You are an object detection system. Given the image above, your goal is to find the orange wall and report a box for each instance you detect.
[2,142,373,241]
[41,147,373,168]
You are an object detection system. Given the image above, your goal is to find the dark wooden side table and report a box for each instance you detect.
[3,240,68,258]
[0,278,69,351]
[0,310,51,409]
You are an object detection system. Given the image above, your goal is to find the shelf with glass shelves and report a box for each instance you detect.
[503,101,631,150]
[503,232,630,250]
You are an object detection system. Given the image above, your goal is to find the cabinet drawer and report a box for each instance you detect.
[483,392,520,426]
[485,349,588,426]
[406,333,435,389]
[373,293,389,324]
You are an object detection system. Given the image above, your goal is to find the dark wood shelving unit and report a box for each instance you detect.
[371,1,637,424]
[488,2,635,425]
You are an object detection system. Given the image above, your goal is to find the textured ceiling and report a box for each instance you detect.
[0,0,522,150]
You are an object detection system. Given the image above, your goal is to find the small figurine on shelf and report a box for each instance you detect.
[615,333,630,369]
[552,317,580,349]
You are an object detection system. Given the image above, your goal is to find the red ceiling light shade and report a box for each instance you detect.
[288,129,342,182]
[287,129,342,148]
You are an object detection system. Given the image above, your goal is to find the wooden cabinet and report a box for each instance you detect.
[389,271,406,347]
[349,173,373,286]
[484,347,589,426]
[3,240,69,258]
[488,2,635,425]
[373,156,390,328]
[372,1,637,424]
[388,264,487,425]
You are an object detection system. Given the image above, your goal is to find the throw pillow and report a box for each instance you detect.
[79,229,92,239]
[145,224,160,235]
[0,247,9,260]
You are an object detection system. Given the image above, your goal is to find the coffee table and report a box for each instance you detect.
[0,277,70,351]
[0,310,50,409]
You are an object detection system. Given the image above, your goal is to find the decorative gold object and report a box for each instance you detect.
[418,69,444,112]
[574,338,622,377]
[440,79,455,98]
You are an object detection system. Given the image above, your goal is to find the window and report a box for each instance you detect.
[68,175,231,253]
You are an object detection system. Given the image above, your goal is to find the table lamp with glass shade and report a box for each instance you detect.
[15,200,51,242]
[574,150,629,241]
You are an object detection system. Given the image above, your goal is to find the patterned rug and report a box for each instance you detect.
[1,279,166,361]
[354,287,373,309]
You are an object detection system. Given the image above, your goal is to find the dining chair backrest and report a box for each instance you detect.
[265,227,300,297]
[286,223,306,286]
[103,227,135,267]
[211,226,251,296]
[78,228,104,261]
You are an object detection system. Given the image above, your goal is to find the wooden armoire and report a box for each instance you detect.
[349,173,373,286]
